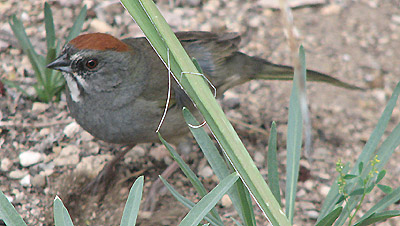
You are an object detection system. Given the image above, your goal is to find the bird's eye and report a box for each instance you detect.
[85,59,98,70]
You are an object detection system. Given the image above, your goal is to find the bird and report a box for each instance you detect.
[47,31,361,207]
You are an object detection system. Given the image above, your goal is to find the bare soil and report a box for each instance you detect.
[1,0,399,225]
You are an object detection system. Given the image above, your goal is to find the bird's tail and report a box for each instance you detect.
[229,52,363,90]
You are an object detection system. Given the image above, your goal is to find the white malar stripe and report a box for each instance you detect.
[64,73,81,102]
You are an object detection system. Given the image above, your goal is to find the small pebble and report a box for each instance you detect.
[75,155,113,178]
[198,165,213,178]
[297,188,306,197]
[80,130,94,141]
[53,145,80,166]
[303,180,314,191]
[1,158,13,171]
[31,102,49,113]
[32,173,46,188]
[39,128,51,137]
[392,15,400,24]
[9,169,28,179]
[63,121,81,138]
[254,151,265,165]
[305,210,319,219]
[320,4,341,15]
[20,174,31,187]
[19,151,45,167]
[319,184,331,197]
[149,146,169,161]
[221,194,232,208]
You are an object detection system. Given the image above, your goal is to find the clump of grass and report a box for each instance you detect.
[5,2,86,102]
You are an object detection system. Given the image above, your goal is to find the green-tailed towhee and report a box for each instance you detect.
[47,31,360,147]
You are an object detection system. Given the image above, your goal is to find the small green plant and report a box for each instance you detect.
[335,156,394,226]
[6,2,87,102]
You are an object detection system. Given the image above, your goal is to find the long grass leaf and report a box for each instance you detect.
[53,196,74,226]
[160,177,224,226]
[315,207,342,226]
[158,134,223,224]
[354,210,400,226]
[267,121,281,206]
[120,176,144,226]
[285,46,304,222]
[44,2,56,51]
[0,190,28,226]
[179,173,239,226]
[183,108,256,226]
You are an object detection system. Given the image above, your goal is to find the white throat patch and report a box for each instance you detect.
[63,73,82,102]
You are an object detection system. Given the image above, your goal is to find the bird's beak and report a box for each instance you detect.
[46,53,72,73]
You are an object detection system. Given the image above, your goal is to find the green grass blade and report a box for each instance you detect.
[9,15,39,58]
[53,196,74,226]
[267,121,281,206]
[44,2,56,51]
[0,189,28,226]
[120,176,144,226]
[9,15,46,85]
[314,207,342,226]
[354,210,400,226]
[179,173,239,226]
[285,47,305,222]
[66,5,87,43]
[158,134,223,224]
[183,108,256,226]
[160,177,224,226]
[159,134,208,197]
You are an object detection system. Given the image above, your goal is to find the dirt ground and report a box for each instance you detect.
[1,0,400,225]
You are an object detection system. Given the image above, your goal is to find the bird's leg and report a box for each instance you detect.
[84,144,136,195]
[142,138,193,212]
[142,160,180,212]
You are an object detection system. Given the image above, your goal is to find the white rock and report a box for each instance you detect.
[20,174,31,187]
[392,15,400,24]
[1,158,13,171]
[75,155,113,178]
[198,166,213,178]
[53,145,80,166]
[31,102,49,113]
[305,210,319,219]
[321,4,341,15]
[39,128,51,137]
[63,121,81,138]
[303,180,314,191]
[9,169,28,179]
[80,130,94,141]
[319,184,331,197]
[19,151,45,167]
[221,194,232,208]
